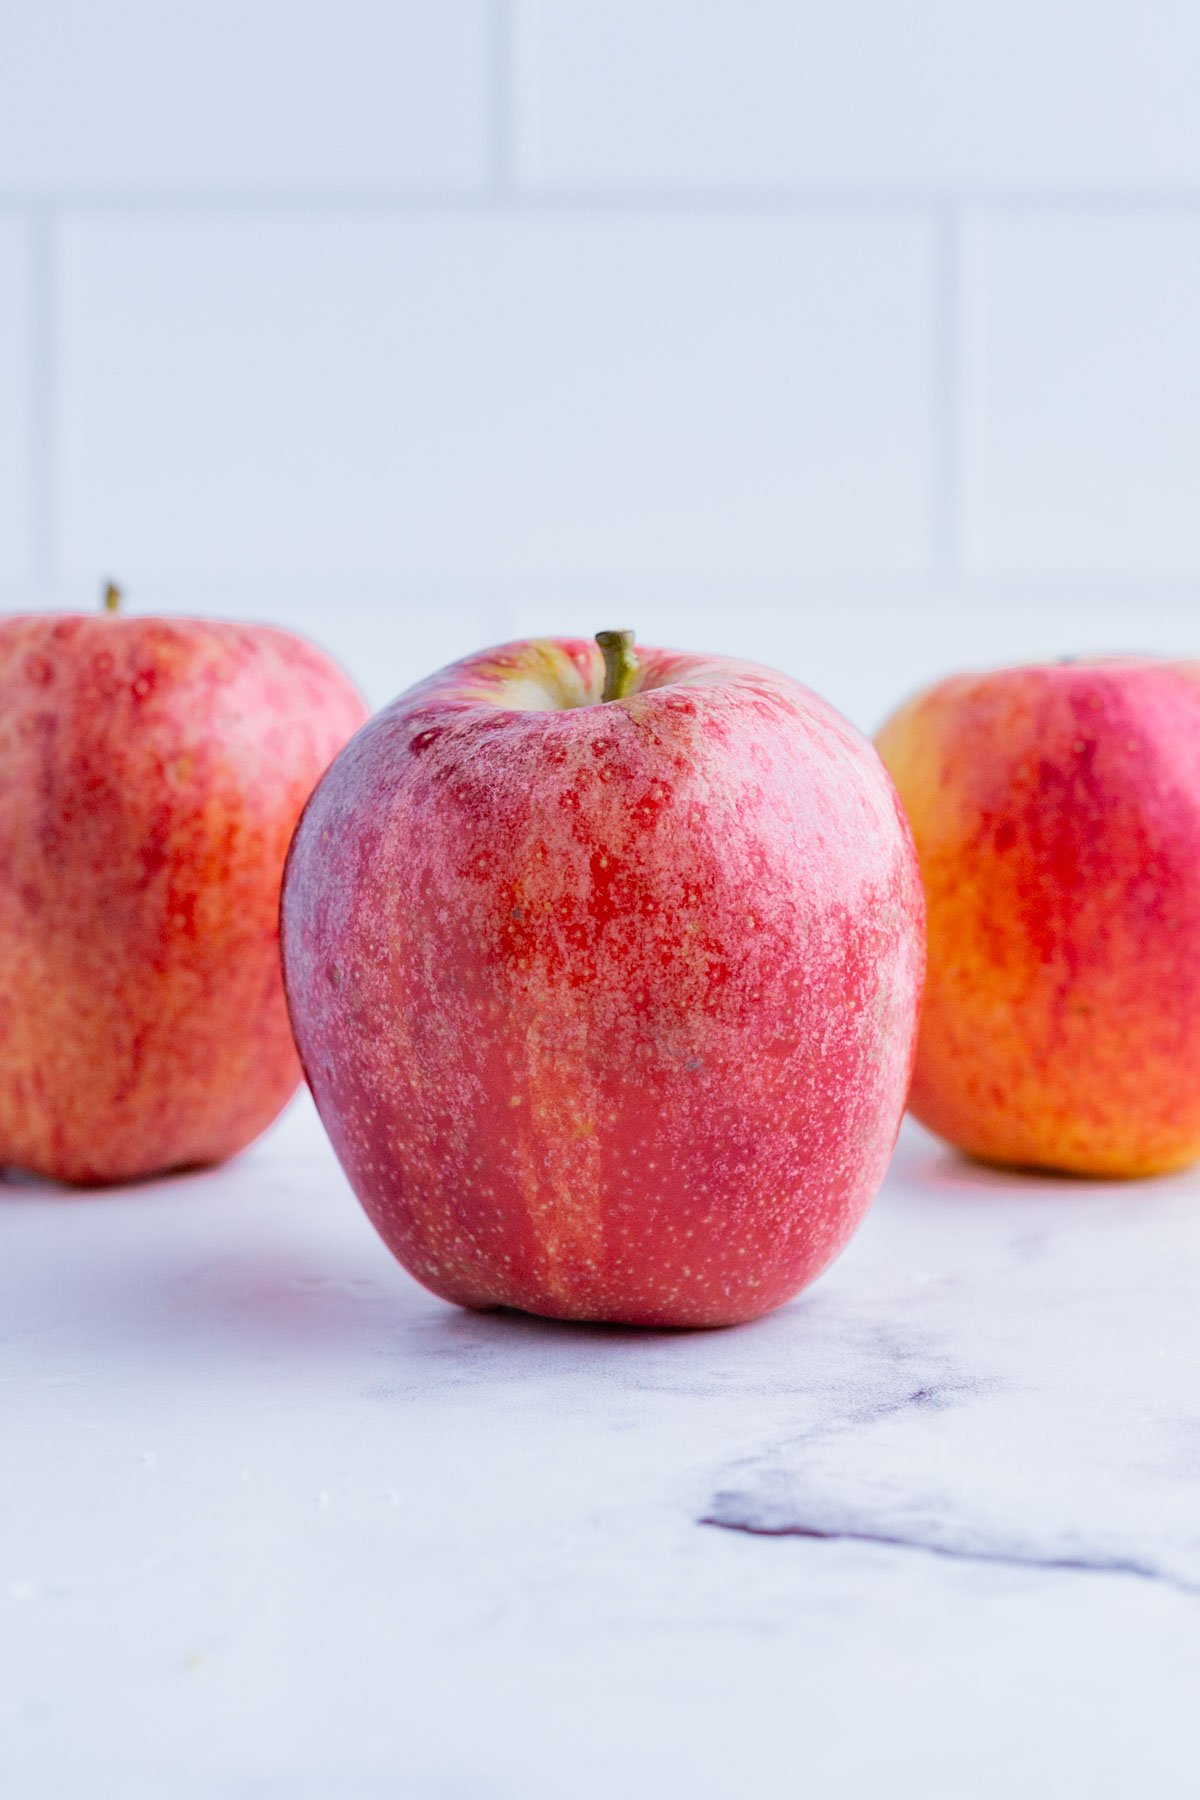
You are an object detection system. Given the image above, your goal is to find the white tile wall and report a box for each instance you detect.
[0,220,33,582]
[0,1,492,193]
[2,1,1199,718]
[963,214,1200,579]
[57,213,933,586]
[515,1,1200,193]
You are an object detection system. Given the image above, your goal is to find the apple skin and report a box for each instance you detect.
[282,637,924,1327]
[876,658,1200,1177]
[0,613,367,1185]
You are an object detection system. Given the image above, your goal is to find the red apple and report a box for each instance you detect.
[877,656,1200,1176]
[282,633,923,1327]
[0,595,367,1184]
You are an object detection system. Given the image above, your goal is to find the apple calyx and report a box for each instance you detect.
[103,581,122,615]
[595,629,638,703]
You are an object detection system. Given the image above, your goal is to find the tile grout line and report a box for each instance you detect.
[490,0,516,199]
[3,189,1200,215]
[25,205,56,593]
[932,204,962,589]
[6,576,1200,606]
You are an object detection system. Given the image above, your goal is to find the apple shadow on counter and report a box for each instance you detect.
[885,1131,1200,1282]
[0,1157,222,1201]
[4,1168,726,1376]
[905,1141,1200,1198]
[30,1246,732,1389]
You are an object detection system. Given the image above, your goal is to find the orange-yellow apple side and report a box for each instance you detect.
[876,658,1200,1177]
[0,609,367,1184]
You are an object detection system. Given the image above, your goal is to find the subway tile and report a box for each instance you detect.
[962,214,1200,579]
[56,213,935,586]
[0,1,490,193]
[515,1,1200,193]
[0,221,33,583]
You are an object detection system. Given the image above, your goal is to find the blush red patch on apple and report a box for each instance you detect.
[1,604,1191,1328]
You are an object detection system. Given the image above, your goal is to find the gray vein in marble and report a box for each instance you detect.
[696,1342,1200,1596]
[699,1477,1197,1593]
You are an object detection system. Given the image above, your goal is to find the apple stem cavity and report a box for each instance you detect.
[103,581,122,615]
[596,629,638,703]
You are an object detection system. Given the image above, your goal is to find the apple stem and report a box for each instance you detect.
[103,581,122,614]
[596,629,638,703]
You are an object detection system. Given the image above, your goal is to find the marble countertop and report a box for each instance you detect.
[4,1093,1200,1798]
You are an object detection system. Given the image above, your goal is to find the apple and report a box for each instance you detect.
[282,632,924,1327]
[0,590,367,1184]
[876,657,1200,1176]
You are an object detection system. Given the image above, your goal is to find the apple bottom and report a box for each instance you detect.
[907,1042,1200,1181]
[314,1053,904,1330]
[351,1184,887,1331]
[0,1048,304,1189]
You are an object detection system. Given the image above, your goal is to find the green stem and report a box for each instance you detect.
[595,629,638,702]
[103,581,122,614]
